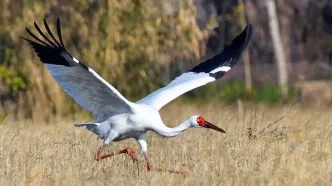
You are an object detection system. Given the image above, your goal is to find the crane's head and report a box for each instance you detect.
[189,115,226,133]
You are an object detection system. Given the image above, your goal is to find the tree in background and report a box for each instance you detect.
[266,0,288,96]
[237,0,252,91]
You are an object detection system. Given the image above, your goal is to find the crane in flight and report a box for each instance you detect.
[22,18,252,172]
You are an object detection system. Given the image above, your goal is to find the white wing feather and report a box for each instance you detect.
[46,64,134,118]
[138,25,252,110]
[137,72,214,109]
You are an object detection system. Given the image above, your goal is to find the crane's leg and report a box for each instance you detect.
[143,152,185,174]
[143,152,153,171]
[95,143,138,162]
[137,134,185,174]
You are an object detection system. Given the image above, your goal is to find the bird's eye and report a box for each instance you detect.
[197,116,206,126]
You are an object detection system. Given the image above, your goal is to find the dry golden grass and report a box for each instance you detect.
[1,102,332,185]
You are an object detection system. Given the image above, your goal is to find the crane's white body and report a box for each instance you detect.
[22,18,252,170]
[91,104,159,145]
[78,103,196,152]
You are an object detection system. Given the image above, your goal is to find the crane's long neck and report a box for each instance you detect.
[153,120,192,137]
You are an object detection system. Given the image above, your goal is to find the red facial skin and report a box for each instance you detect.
[197,116,206,127]
[196,116,226,133]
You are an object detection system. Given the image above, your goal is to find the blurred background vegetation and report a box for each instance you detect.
[0,0,207,121]
[1,0,332,121]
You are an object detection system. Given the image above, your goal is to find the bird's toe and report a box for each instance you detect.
[146,162,153,171]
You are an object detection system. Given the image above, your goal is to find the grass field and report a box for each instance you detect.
[1,102,332,185]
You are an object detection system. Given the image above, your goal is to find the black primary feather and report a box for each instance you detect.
[21,18,88,70]
[190,24,252,79]
[33,21,57,48]
[56,17,66,49]
[24,27,52,47]
[43,19,62,48]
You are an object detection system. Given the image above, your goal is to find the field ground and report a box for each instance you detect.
[1,102,332,185]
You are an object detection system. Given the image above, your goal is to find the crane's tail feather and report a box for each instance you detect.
[74,123,97,127]
[74,123,109,140]
[74,123,100,135]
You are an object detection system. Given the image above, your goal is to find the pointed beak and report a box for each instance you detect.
[204,121,226,133]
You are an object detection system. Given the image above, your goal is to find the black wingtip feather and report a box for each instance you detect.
[22,18,91,70]
[223,24,252,67]
[25,27,52,47]
[20,36,38,45]
[44,19,62,48]
[34,21,57,48]
[20,36,34,45]
[189,24,253,79]
[56,17,66,49]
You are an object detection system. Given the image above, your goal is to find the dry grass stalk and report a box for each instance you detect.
[1,103,332,185]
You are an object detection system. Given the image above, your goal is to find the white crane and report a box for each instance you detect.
[22,18,252,172]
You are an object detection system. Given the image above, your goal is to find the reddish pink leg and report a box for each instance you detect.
[95,144,138,162]
[143,152,185,174]
[118,148,138,161]
[143,152,153,171]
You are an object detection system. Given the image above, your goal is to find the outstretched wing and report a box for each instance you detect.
[137,25,252,110]
[22,18,134,119]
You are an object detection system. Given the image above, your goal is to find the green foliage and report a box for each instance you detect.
[0,33,27,94]
[225,4,245,26]
[183,83,299,105]
[0,66,26,93]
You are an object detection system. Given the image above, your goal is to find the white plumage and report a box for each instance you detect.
[22,18,252,172]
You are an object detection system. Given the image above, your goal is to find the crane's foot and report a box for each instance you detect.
[119,147,138,162]
[146,163,185,174]
[155,168,187,174]
[142,152,185,174]
[168,169,187,174]
[146,162,153,171]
